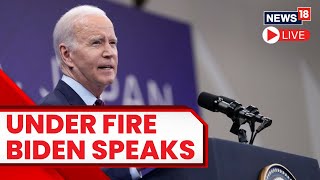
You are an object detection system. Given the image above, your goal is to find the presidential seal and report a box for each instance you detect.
[259,163,296,180]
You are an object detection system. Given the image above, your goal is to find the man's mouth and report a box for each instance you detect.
[98,65,114,70]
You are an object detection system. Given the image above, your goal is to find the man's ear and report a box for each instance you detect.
[59,43,74,68]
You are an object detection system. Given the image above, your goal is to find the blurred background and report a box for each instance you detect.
[0,0,319,164]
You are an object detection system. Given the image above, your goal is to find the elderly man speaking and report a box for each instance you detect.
[40,5,148,180]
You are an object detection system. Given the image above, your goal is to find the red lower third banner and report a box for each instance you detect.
[0,70,208,179]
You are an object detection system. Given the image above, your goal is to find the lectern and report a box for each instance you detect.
[143,138,320,180]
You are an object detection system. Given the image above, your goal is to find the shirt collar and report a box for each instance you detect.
[61,75,97,105]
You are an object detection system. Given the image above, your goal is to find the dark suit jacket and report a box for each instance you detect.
[39,80,132,180]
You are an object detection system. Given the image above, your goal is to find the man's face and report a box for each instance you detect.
[68,15,118,92]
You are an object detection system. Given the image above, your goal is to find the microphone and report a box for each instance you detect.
[197,92,235,112]
[197,92,271,124]
[198,92,273,144]
[198,92,248,123]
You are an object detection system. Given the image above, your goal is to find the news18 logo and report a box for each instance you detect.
[262,7,311,44]
[264,7,311,25]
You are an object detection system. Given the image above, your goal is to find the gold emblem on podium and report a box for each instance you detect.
[259,163,296,180]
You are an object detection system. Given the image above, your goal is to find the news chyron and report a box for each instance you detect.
[262,7,311,44]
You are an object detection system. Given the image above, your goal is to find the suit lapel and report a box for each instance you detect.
[55,80,87,105]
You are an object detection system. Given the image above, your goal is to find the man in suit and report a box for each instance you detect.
[40,5,146,180]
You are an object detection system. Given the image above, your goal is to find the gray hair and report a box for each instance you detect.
[53,5,106,63]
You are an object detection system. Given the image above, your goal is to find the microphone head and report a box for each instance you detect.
[256,118,273,133]
[197,92,220,112]
[264,119,272,128]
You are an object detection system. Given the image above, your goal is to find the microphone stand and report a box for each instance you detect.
[226,101,252,144]
[211,97,272,145]
[228,103,270,145]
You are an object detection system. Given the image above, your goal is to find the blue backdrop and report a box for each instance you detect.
[0,0,198,112]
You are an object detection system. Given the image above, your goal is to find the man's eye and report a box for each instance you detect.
[92,40,102,45]
[110,41,117,45]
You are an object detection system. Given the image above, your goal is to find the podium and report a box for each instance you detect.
[142,138,320,180]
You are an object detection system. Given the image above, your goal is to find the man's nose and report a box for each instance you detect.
[102,44,116,58]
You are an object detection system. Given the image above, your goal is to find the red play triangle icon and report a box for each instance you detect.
[267,29,278,41]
